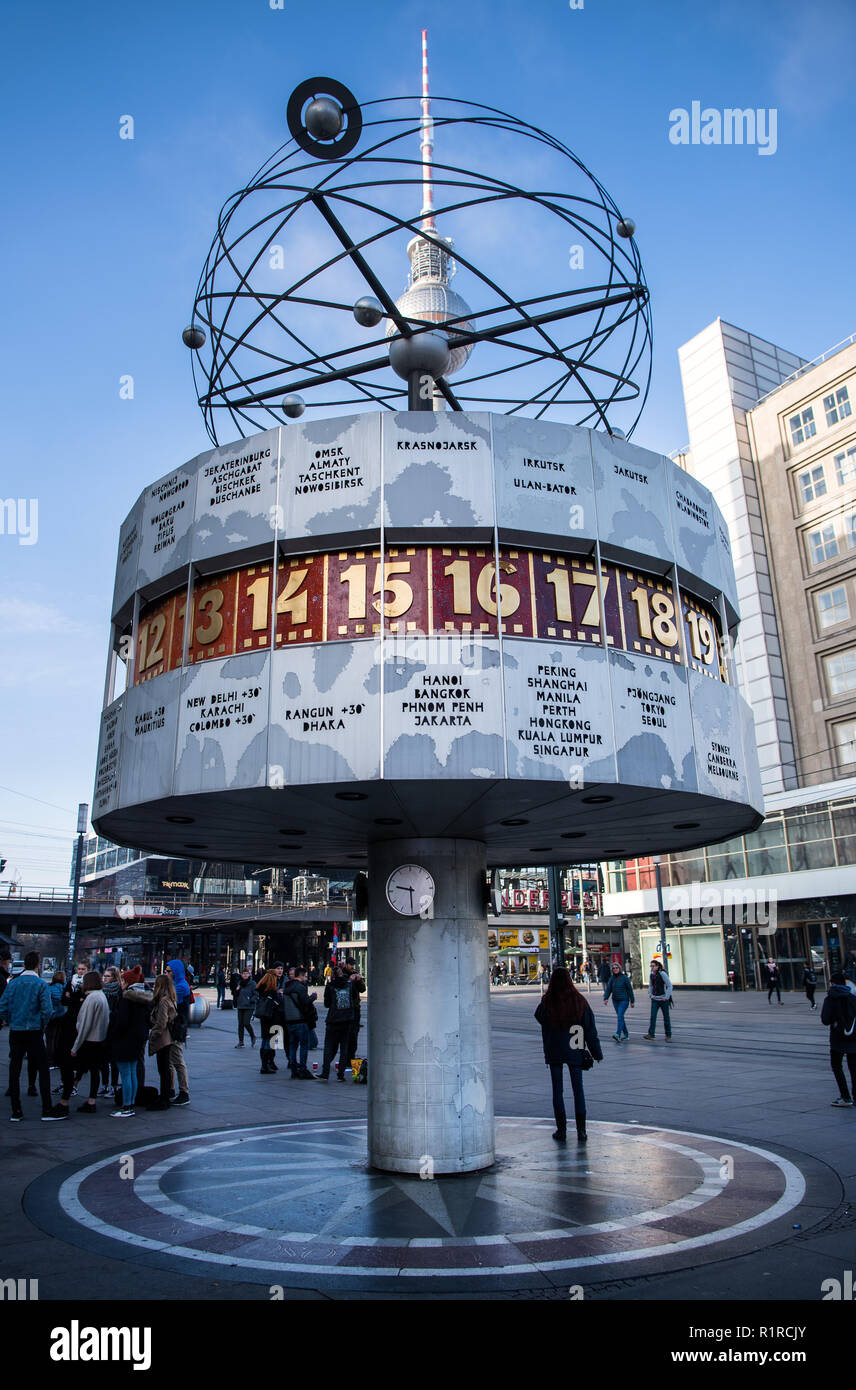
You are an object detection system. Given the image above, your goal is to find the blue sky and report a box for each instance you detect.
[1,0,853,885]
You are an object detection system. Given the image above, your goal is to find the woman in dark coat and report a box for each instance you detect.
[110,971,154,1116]
[535,966,603,1143]
[49,981,84,1117]
[821,971,856,1106]
[255,968,283,1074]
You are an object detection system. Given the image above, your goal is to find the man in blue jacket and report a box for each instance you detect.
[0,951,55,1121]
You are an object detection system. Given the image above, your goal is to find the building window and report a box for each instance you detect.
[808,524,839,565]
[824,386,852,427]
[825,648,856,697]
[798,464,827,503]
[846,513,856,549]
[833,721,856,769]
[835,447,856,488]
[817,585,850,629]
[789,407,817,446]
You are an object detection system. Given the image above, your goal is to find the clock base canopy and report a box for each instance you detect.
[367,837,494,1174]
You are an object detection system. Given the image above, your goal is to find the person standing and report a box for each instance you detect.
[110,970,153,1117]
[234,969,258,1048]
[148,974,178,1110]
[44,970,67,1071]
[0,951,55,1122]
[344,958,366,1069]
[598,957,612,989]
[602,961,635,1041]
[320,965,359,1081]
[644,959,673,1040]
[255,967,283,1074]
[534,966,603,1143]
[216,966,226,1010]
[99,966,123,1097]
[70,972,111,1113]
[167,958,191,1036]
[803,963,818,1010]
[49,979,84,1118]
[763,959,783,1005]
[282,967,316,1079]
[822,971,856,1106]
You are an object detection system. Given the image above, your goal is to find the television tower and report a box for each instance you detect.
[388,29,474,403]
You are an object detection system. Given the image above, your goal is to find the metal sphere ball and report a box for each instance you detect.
[283,394,306,419]
[388,332,452,382]
[617,217,636,239]
[353,296,385,328]
[182,325,206,350]
[305,97,344,142]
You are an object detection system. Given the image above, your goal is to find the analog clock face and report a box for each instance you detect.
[385,864,436,917]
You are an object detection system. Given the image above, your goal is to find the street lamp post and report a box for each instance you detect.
[547,863,566,970]
[578,867,590,989]
[653,853,668,974]
[66,803,88,979]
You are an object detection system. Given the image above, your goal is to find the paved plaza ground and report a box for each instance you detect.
[3,985,854,1302]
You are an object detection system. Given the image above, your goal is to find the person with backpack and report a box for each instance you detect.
[803,962,818,1010]
[110,970,154,1117]
[644,959,673,1040]
[534,966,603,1143]
[822,971,856,1106]
[602,960,635,1042]
[148,974,181,1109]
[321,965,360,1081]
[234,968,258,1048]
[255,966,284,1074]
[282,967,317,1079]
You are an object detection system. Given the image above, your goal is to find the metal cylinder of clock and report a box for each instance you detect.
[366,837,494,1174]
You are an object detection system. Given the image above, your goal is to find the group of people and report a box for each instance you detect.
[0,949,193,1121]
[223,957,366,1082]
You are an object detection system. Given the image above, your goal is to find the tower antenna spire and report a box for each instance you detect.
[420,27,435,232]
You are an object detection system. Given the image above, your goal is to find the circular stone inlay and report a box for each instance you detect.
[29,1118,805,1289]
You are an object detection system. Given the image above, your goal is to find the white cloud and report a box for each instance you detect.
[0,597,85,635]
